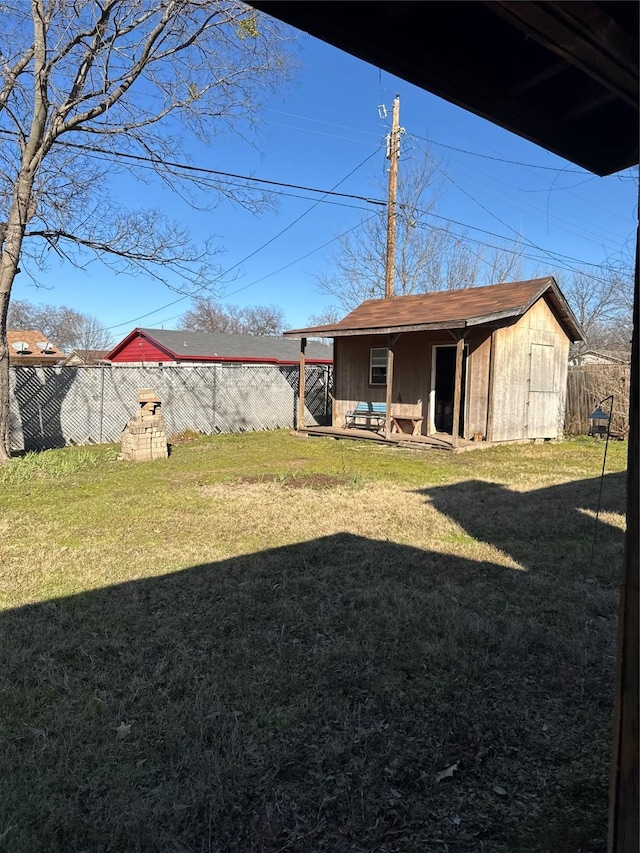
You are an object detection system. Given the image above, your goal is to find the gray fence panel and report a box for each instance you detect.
[9,363,332,451]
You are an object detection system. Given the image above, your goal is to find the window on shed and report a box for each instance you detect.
[370,347,388,385]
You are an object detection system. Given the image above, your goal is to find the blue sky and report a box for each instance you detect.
[11,25,638,342]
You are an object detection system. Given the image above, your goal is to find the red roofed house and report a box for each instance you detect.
[284,277,584,448]
[106,328,332,366]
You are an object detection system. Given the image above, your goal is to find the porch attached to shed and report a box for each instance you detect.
[285,277,584,449]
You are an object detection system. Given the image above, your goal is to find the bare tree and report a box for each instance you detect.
[179,297,285,336]
[306,307,342,328]
[8,298,112,350]
[304,307,342,343]
[560,267,634,362]
[241,304,285,336]
[315,154,524,314]
[71,314,114,352]
[0,1,292,460]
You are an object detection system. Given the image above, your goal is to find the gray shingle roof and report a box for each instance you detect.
[140,329,332,363]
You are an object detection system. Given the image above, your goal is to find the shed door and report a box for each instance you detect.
[527,343,558,438]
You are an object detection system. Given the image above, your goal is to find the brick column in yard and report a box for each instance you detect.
[120,389,169,461]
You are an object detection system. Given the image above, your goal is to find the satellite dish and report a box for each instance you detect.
[36,341,54,352]
[11,341,31,353]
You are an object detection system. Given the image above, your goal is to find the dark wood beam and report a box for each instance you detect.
[489,1,638,106]
[510,58,567,95]
[565,89,618,122]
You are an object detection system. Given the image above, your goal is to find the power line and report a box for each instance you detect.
[0,128,385,208]
[409,130,588,173]
[262,107,621,177]
[104,148,382,330]
[418,149,626,281]
[400,202,624,274]
[150,213,380,327]
[407,132,629,251]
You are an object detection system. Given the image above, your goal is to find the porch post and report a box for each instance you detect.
[385,335,395,439]
[298,337,306,431]
[451,333,464,448]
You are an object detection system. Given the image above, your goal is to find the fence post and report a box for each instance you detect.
[99,365,105,444]
[212,365,217,435]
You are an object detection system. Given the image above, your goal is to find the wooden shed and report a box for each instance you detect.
[285,277,584,447]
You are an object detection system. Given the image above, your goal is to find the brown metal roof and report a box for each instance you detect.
[284,278,585,342]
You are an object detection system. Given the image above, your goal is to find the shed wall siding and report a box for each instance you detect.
[490,297,570,441]
[334,334,431,429]
[333,329,492,436]
[464,330,492,439]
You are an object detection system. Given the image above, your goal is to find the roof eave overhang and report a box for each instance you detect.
[173,354,332,365]
[285,321,468,338]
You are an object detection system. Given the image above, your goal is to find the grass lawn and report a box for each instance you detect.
[0,430,627,852]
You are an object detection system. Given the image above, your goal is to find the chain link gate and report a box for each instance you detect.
[9,363,333,451]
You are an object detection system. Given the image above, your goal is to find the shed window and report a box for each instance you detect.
[370,347,388,385]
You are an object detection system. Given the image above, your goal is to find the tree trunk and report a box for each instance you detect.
[0,172,38,461]
[0,0,49,461]
[0,287,11,462]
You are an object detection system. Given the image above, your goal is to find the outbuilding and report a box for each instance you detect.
[285,277,583,447]
[106,327,333,366]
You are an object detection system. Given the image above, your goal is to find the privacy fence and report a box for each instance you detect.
[564,363,630,437]
[9,363,332,452]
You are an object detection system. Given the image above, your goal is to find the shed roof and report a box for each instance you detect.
[106,328,333,364]
[284,278,584,342]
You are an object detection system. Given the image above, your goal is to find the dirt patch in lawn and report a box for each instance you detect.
[237,473,349,489]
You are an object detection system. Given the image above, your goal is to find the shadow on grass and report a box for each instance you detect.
[0,474,625,853]
[419,470,626,583]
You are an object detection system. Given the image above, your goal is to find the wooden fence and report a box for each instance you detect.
[564,363,630,437]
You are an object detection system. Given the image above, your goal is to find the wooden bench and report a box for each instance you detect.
[345,402,387,431]
[390,415,424,437]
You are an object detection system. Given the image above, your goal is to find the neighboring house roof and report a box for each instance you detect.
[7,330,65,363]
[106,328,333,365]
[572,349,630,366]
[61,349,111,366]
[284,278,585,342]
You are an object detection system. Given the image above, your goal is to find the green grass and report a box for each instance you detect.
[0,431,627,852]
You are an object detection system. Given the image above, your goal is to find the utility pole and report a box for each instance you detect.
[384,94,400,299]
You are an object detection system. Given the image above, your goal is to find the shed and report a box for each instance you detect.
[285,277,583,446]
[106,327,333,366]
